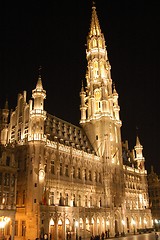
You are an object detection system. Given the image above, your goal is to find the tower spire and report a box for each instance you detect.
[38,65,42,78]
[80,3,121,158]
[89,1,102,37]
[36,66,43,90]
[92,1,96,8]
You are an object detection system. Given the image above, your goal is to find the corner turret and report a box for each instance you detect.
[28,68,46,141]
[0,99,9,144]
[134,135,145,171]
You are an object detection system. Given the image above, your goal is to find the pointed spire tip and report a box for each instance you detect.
[38,66,42,78]
[92,1,96,9]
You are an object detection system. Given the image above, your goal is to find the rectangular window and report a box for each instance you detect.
[51,160,54,174]
[16,191,19,205]
[79,195,81,207]
[15,221,18,236]
[60,162,63,176]
[10,193,14,206]
[21,221,26,236]
[95,172,97,182]
[22,190,25,205]
[6,193,9,205]
[6,157,10,166]
[99,173,102,183]
[65,193,68,206]
[65,165,68,177]
[85,196,87,207]
[73,167,75,178]
[11,174,15,187]
[4,173,10,186]
[73,194,76,207]
[50,192,54,205]
[84,169,87,180]
[89,171,92,181]
[78,168,81,179]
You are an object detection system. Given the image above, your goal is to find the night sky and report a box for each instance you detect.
[1,1,160,174]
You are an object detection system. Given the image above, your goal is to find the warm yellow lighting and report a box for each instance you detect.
[132,219,135,225]
[66,219,70,225]
[97,218,100,224]
[75,220,78,227]
[155,219,158,224]
[50,218,54,226]
[0,217,10,229]
[70,200,73,207]
[58,219,62,225]
[144,219,147,224]
[39,169,45,181]
[122,220,125,225]
[139,218,142,225]
[91,218,94,224]
[79,218,83,224]
[106,220,109,226]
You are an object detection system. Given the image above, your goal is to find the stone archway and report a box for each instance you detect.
[57,219,63,240]
[115,220,119,236]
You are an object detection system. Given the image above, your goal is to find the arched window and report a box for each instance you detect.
[92,38,97,47]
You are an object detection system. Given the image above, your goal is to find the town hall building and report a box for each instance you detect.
[0,3,152,240]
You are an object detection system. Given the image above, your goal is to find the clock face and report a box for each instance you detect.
[39,169,45,180]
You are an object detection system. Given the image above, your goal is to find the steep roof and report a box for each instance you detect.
[45,113,96,154]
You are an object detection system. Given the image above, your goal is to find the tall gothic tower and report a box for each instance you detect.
[80,2,125,209]
[80,3,122,162]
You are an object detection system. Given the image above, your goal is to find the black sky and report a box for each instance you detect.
[1,1,160,174]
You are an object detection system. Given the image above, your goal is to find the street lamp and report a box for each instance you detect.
[0,217,10,239]
[0,217,10,228]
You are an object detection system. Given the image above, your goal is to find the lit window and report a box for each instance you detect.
[51,160,54,174]
[50,192,54,205]
[73,167,75,178]
[65,165,69,177]
[78,168,81,179]
[60,162,63,176]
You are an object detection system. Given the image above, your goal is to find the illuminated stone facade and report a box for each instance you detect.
[0,104,17,240]
[0,3,152,240]
[148,166,160,230]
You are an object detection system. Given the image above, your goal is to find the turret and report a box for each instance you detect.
[28,68,46,141]
[134,135,145,171]
[0,99,9,144]
[80,81,87,123]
